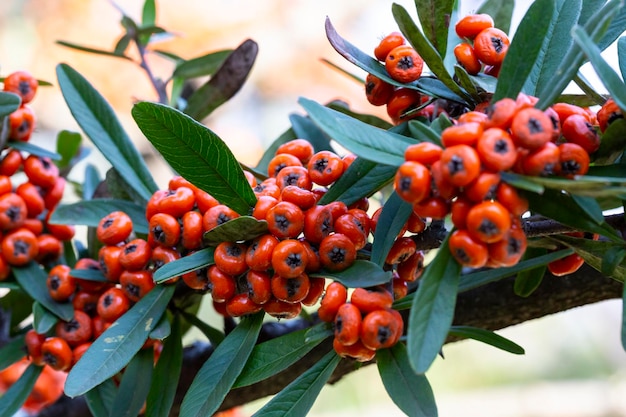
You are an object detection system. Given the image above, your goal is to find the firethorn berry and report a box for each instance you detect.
[404,141,443,167]
[510,107,554,150]
[23,155,59,189]
[206,265,237,303]
[551,102,591,126]
[365,73,395,106]
[413,195,451,220]
[253,178,281,199]
[374,31,405,61]
[8,106,36,142]
[120,270,155,302]
[484,97,517,130]
[318,281,348,322]
[348,208,371,235]
[351,286,394,313]
[151,246,181,273]
[360,309,403,350]
[271,272,311,303]
[2,227,38,266]
[15,182,45,219]
[157,186,196,218]
[397,250,425,282]
[275,165,313,191]
[55,310,93,347]
[25,329,46,366]
[180,210,204,250]
[548,253,585,276]
[299,238,321,273]
[394,161,431,204]
[280,185,317,211]
[307,151,345,186]
[245,270,272,305]
[473,27,510,66]
[41,337,73,372]
[0,254,10,282]
[214,241,249,276]
[203,204,240,232]
[263,297,303,319]
[488,225,527,267]
[333,337,376,362]
[334,303,362,346]
[464,171,501,202]
[453,43,482,75]
[276,139,315,164]
[385,45,424,83]
[42,176,66,211]
[342,153,358,171]
[319,233,357,272]
[557,142,590,178]
[303,204,334,243]
[72,342,92,366]
[180,265,209,291]
[271,239,308,278]
[0,192,27,230]
[430,160,457,200]
[0,149,23,177]
[253,195,279,222]
[392,273,409,299]
[46,264,75,302]
[71,258,107,294]
[496,182,528,217]
[98,245,124,282]
[225,293,262,317]
[450,196,473,230]
[148,212,181,248]
[561,114,601,154]
[72,290,100,317]
[448,229,489,268]
[22,218,43,236]
[521,141,560,176]
[119,238,152,271]
[301,276,326,306]
[267,153,302,178]
[476,127,517,172]
[325,201,349,223]
[246,234,279,271]
[3,70,38,103]
[439,144,481,187]
[455,13,494,39]
[334,213,368,251]
[441,121,483,147]
[596,98,623,132]
[466,201,511,244]
[386,87,423,123]
[385,236,417,265]
[97,211,133,246]
[46,218,76,242]
[266,201,305,239]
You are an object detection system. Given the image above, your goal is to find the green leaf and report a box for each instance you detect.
[597,1,626,51]
[56,130,83,169]
[113,34,132,57]
[56,40,132,60]
[414,0,454,56]
[0,363,43,417]
[622,283,626,350]
[179,312,263,417]
[408,242,462,374]
[311,260,392,288]
[110,347,154,417]
[449,326,525,354]
[183,39,258,121]
[477,0,515,35]
[406,120,443,146]
[251,350,340,417]
[619,37,626,81]
[573,25,626,112]
[255,127,298,175]
[0,289,34,329]
[84,379,118,417]
[13,262,74,321]
[173,50,232,79]
[203,216,269,246]
[318,157,396,206]
[33,301,59,333]
[0,92,20,118]
[146,315,183,417]
[153,247,214,284]
[50,199,149,234]
[525,0,581,97]
[234,325,329,388]
[142,0,156,27]
[149,314,171,340]
[493,0,556,101]
[132,101,257,215]
[602,246,626,277]
[299,97,411,166]
[9,140,62,160]
[393,4,471,102]
[288,113,334,153]
[0,335,26,371]
[179,309,224,346]
[83,163,102,200]
[514,247,549,297]
[594,118,626,165]
[68,268,108,283]
[377,343,438,417]
[370,192,414,267]
[56,63,158,202]
[64,285,175,397]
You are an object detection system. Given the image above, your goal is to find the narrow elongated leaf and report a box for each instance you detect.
[527,0,581,97]
[179,309,224,346]
[69,268,108,282]
[234,325,328,388]
[493,0,556,101]
[255,127,298,175]
[408,242,462,374]
[477,0,515,35]
[146,315,183,417]
[415,0,454,55]
[311,260,392,288]
[407,120,443,146]
[183,39,258,121]
[377,343,438,417]
[370,192,413,267]
[173,50,232,79]
[33,301,59,333]
[251,350,340,417]
[56,41,132,60]
[299,97,410,166]
[0,364,43,417]
[0,92,21,117]
[318,157,396,206]
[56,63,157,202]
[597,1,626,51]
[449,326,525,354]
[9,140,62,160]
[142,0,156,26]
[579,0,606,25]
[132,101,257,215]
[153,247,214,283]
[13,262,74,321]
[64,285,175,397]
[203,216,268,246]
[514,247,549,297]
[622,283,626,350]
[85,379,118,417]
[179,312,263,417]
[0,335,26,371]
[110,347,154,417]
[288,114,334,153]
[619,37,626,82]
[602,246,626,277]
[50,199,149,234]
[56,129,83,169]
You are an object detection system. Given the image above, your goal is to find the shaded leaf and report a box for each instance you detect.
[602,246,626,277]
[110,347,154,417]
[85,379,118,417]
[311,260,392,288]
[9,140,62,160]
[619,37,626,82]
[0,92,20,118]
[288,113,334,153]
[407,119,443,146]
[594,118,626,165]
[477,0,515,35]
[64,285,175,397]
[514,247,549,297]
[370,192,414,267]
[377,343,438,417]
[132,101,257,215]
[56,130,83,169]
[414,0,454,55]
[203,216,269,246]
[597,1,626,51]
[622,283,626,350]
[183,39,258,121]
[179,312,263,417]
[179,309,224,346]
[0,363,43,417]
[449,326,525,354]
[251,350,340,417]
[33,301,59,334]
[13,262,74,321]
[173,50,232,79]
[0,335,26,371]
[153,247,215,284]
[51,199,149,234]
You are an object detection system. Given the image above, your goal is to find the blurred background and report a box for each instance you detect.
[1,0,625,416]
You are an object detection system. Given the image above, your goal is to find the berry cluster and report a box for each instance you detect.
[3,70,38,142]
[394,93,601,269]
[453,13,510,77]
